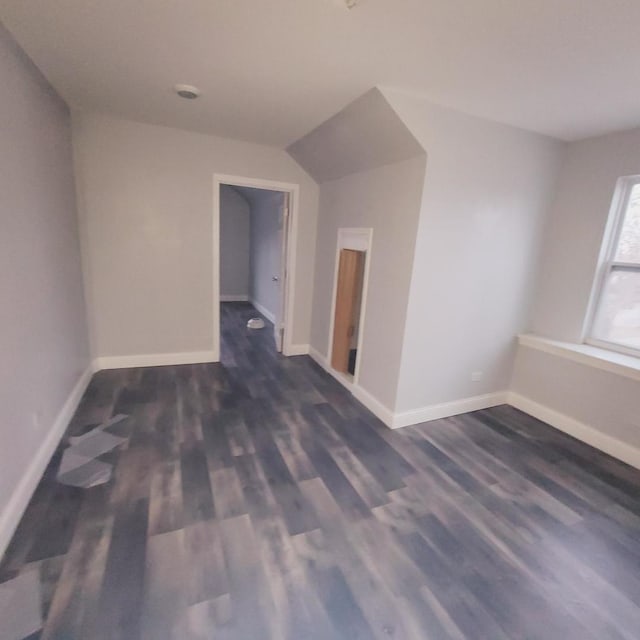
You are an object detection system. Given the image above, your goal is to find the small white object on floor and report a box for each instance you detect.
[70,430,126,459]
[68,413,128,446]
[58,449,95,476]
[57,418,127,488]
[57,458,112,488]
[247,317,265,330]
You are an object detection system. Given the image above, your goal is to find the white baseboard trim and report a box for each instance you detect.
[307,347,509,430]
[308,346,344,381]
[352,384,396,428]
[94,350,218,371]
[249,299,276,324]
[284,344,309,356]
[308,346,395,427]
[392,391,509,429]
[507,391,640,471]
[0,364,94,558]
[220,294,249,302]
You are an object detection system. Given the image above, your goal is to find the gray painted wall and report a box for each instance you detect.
[246,189,284,322]
[73,112,319,357]
[511,346,640,452]
[220,186,250,298]
[514,127,640,455]
[310,155,427,410]
[385,90,565,413]
[0,25,89,544]
[291,86,426,411]
[532,127,640,342]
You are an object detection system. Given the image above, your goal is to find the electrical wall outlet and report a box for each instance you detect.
[471,371,483,382]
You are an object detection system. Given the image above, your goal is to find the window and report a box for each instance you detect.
[589,177,640,356]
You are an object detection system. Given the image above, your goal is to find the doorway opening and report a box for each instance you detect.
[328,228,373,384]
[213,175,299,362]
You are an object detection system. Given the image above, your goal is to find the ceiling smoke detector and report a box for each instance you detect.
[174,84,200,99]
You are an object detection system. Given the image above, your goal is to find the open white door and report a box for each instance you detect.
[273,193,289,352]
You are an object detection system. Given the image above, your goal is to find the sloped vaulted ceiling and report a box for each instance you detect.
[287,88,425,184]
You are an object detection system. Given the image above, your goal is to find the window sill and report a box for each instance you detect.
[518,333,640,383]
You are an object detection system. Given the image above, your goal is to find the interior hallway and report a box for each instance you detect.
[2,303,640,639]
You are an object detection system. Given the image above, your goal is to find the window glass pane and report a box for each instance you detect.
[615,183,640,263]
[592,269,640,350]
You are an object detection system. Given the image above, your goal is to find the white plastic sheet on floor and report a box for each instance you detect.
[0,570,42,640]
[68,413,128,446]
[57,414,129,488]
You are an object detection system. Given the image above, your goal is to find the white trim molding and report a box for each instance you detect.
[309,346,508,430]
[309,346,395,427]
[284,344,309,356]
[94,350,217,371]
[581,175,640,349]
[250,299,276,324]
[213,174,301,361]
[220,294,249,302]
[0,365,94,557]
[507,391,640,471]
[306,341,640,469]
[326,228,373,386]
[518,333,640,382]
[352,385,396,429]
[392,391,509,429]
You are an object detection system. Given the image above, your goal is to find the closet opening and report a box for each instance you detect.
[328,228,373,383]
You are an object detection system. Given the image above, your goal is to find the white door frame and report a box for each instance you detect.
[327,228,373,385]
[274,193,290,352]
[212,173,300,360]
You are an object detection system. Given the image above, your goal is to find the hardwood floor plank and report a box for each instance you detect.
[210,466,246,520]
[140,529,186,640]
[25,483,84,563]
[299,477,429,640]
[307,564,375,640]
[219,514,278,639]
[398,530,511,640]
[40,488,113,639]
[3,301,640,639]
[201,409,236,471]
[148,460,183,536]
[183,520,228,605]
[242,401,319,535]
[223,411,255,457]
[180,442,215,524]
[298,404,389,509]
[92,497,148,640]
[315,407,409,492]
[251,510,335,640]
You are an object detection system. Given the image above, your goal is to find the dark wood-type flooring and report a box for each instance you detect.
[3,302,640,639]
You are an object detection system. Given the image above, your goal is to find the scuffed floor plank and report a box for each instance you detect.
[2,302,640,639]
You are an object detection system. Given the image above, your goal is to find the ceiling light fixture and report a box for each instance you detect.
[174,84,200,99]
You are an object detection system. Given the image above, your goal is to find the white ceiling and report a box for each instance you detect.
[2,0,640,147]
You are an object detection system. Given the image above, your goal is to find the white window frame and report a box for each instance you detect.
[585,175,640,358]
